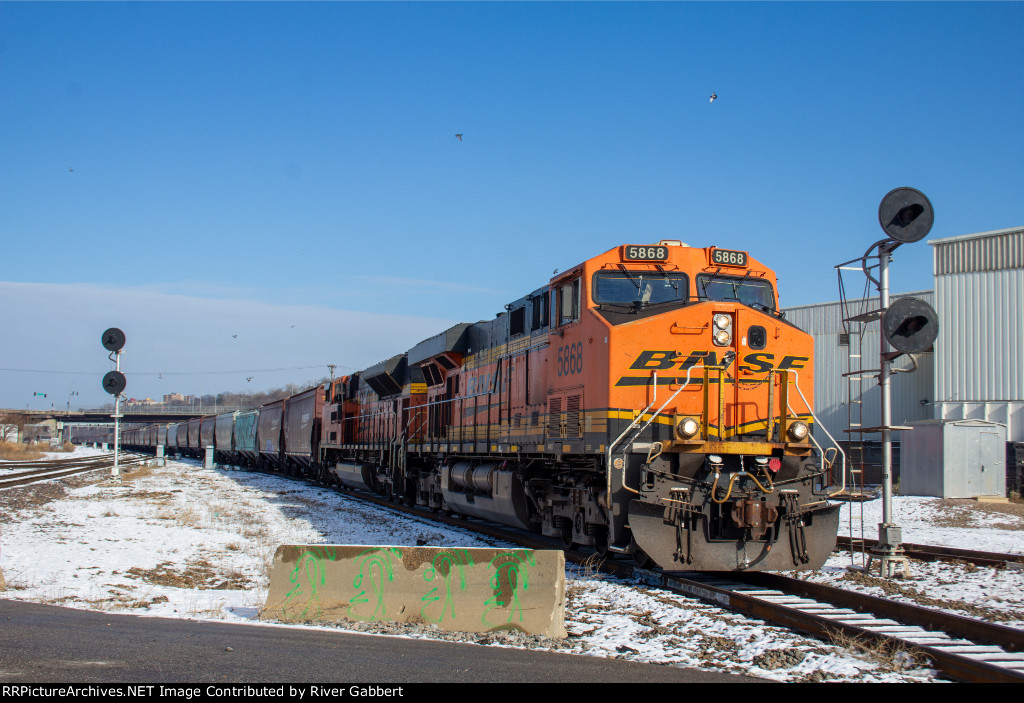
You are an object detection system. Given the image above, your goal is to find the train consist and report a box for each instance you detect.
[117,241,842,571]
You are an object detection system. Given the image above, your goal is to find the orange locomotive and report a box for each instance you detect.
[319,240,841,571]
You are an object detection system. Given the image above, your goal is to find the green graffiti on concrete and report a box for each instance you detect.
[282,546,337,619]
[420,549,475,623]
[482,550,536,628]
[348,547,402,621]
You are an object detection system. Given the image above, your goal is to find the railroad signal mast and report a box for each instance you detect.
[101,328,127,479]
[837,188,939,578]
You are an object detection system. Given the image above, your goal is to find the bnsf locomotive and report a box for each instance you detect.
[123,241,842,571]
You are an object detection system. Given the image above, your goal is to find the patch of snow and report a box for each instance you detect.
[5,448,1019,682]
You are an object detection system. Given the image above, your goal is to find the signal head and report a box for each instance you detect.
[878,187,934,243]
[102,328,126,352]
[102,370,127,396]
[883,297,939,353]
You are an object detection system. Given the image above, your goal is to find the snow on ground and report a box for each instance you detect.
[805,497,1024,629]
[2,447,1022,683]
[837,495,1024,555]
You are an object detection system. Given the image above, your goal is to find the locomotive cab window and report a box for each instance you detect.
[531,291,550,331]
[696,274,776,313]
[593,270,689,308]
[554,278,580,326]
[509,306,526,337]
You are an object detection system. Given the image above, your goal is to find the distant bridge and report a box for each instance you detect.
[5,406,254,426]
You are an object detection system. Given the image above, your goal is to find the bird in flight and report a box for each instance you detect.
[246,376,253,382]
[455,133,463,142]
[232,334,237,339]
[709,92,717,104]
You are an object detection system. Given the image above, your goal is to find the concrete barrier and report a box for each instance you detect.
[260,545,566,638]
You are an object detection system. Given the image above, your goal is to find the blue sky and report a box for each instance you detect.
[2,1,1022,411]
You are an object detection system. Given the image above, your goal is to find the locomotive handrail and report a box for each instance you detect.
[605,364,846,506]
[404,406,430,443]
[607,365,705,505]
[604,369,659,506]
[782,369,848,497]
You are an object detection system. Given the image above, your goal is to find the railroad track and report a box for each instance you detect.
[0,454,149,490]
[837,535,1024,569]
[0,454,119,470]
[335,483,1024,682]
[215,464,1024,682]
[665,571,1024,683]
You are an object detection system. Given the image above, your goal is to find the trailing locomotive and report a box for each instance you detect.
[123,241,843,572]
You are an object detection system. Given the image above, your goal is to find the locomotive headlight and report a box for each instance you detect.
[712,314,732,346]
[676,417,700,439]
[787,421,809,442]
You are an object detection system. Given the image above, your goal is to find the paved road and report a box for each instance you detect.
[0,600,765,683]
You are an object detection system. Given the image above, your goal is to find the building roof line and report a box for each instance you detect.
[928,226,1024,246]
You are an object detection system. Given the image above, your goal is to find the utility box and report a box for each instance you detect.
[900,419,1006,498]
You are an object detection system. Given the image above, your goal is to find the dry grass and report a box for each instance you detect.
[566,553,606,602]
[124,559,253,590]
[0,441,46,461]
[826,627,928,672]
[933,497,1024,530]
[121,465,158,482]
[569,552,605,579]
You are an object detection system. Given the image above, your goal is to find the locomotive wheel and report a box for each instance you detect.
[593,528,610,558]
[560,523,578,550]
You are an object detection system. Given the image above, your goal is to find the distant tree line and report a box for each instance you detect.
[208,377,331,410]
[97,377,330,412]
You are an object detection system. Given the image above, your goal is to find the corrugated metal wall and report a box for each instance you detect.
[932,226,1024,275]
[931,227,1024,441]
[782,292,935,442]
[777,227,1023,446]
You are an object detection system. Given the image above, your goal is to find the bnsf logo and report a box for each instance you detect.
[629,350,809,373]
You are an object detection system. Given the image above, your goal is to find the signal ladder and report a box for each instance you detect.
[837,266,875,569]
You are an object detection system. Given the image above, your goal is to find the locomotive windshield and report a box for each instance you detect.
[696,273,776,312]
[593,270,689,307]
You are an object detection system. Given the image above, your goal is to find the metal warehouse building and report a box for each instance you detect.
[930,226,1024,442]
[782,225,1024,494]
[782,291,936,444]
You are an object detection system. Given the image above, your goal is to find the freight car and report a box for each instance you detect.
[128,241,844,572]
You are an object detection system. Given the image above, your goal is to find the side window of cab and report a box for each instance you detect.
[553,278,581,326]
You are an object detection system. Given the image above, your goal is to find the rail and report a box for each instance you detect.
[219,458,1023,683]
